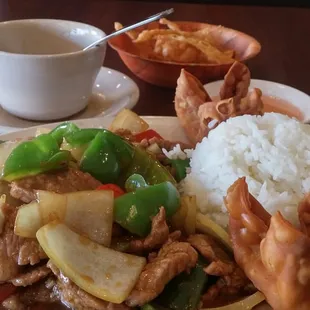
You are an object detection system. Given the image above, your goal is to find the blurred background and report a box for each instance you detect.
[122,0,310,7]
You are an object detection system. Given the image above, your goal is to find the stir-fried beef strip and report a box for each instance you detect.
[202,278,226,304]
[10,168,102,203]
[16,240,47,266]
[126,240,198,307]
[202,276,256,305]
[167,230,182,242]
[128,207,170,254]
[2,277,59,310]
[48,262,130,310]
[188,234,234,275]
[9,265,51,287]
[0,204,46,282]
[188,234,252,302]
[2,295,24,310]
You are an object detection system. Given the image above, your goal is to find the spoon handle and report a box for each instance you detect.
[83,8,174,51]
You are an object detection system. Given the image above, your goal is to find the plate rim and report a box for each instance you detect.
[96,66,140,117]
[0,116,178,139]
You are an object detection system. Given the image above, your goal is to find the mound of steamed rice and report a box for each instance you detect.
[178,113,310,229]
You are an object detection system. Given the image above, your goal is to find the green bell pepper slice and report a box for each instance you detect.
[104,130,134,169]
[120,147,176,187]
[170,158,190,182]
[114,181,180,237]
[156,256,208,310]
[79,132,120,183]
[79,130,134,183]
[50,121,103,147]
[64,128,103,147]
[2,134,71,181]
[125,174,148,192]
[49,122,80,145]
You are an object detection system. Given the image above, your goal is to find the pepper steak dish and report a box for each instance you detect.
[0,108,265,310]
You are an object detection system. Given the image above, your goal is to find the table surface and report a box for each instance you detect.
[2,0,310,117]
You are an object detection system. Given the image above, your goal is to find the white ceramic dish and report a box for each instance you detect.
[204,79,310,122]
[0,67,139,134]
[0,116,185,141]
[0,19,106,121]
[0,115,270,310]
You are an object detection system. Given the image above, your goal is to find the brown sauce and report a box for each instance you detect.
[262,95,303,120]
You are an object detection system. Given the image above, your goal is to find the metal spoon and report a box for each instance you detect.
[83,8,174,51]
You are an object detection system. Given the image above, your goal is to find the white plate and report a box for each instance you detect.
[0,116,186,141]
[204,79,310,122]
[0,66,140,134]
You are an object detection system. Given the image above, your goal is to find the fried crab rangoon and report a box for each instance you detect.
[175,61,264,144]
[114,18,236,64]
[225,177,310,310]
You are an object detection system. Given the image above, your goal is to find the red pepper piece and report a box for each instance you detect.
[134,129,163,142]
[0,284,16,302]
[97,184,125,198]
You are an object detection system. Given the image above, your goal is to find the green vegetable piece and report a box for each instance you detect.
[170,158,190,182]
[156,257,208,310]
[80,132,120,183]
[44,151,72,170]
[120,147,176,186]
[2,134,71,181]
[125,174,148,192]
[79,130,134,182]
[64,128,103,147]
[104,131,134,170]
[49,122,80,145]
[114,181,180,237]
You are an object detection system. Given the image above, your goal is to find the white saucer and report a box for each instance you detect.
[204,79,310,122]
[0,66,139,133]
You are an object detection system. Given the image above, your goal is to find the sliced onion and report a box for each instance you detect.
[183,196,197,235]
[61,141,88,161]
[147,143,161,154]
[36,222,146,304]
[15,190,114,246]
[196,213,232,250]
[203,292,266,310]
[109,109,149,134]
[171,195,197,235]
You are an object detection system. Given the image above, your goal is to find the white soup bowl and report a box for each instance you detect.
[0,19,106,121]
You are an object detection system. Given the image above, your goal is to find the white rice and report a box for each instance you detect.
[179,113,310,229]
[162,144,192,160]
